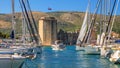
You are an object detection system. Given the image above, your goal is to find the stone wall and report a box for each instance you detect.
[39,17,57,46]
[57,29,78,45]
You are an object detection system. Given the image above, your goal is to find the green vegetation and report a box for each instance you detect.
[113,22,120,33]
[0,11,120,37]
[0,31,9,38]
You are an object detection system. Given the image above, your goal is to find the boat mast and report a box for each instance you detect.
[19,0,42,46]
[86,0,91,44]
[98,0,103,45]
[22,0,27,44]
[107,0,120,43]
[82,0,101,46]
[22,10,26,44]
[11,0,16,43]
[102,0,117,46]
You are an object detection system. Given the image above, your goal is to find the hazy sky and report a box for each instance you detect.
[0,0,120,15]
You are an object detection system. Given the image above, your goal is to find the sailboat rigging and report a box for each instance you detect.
[76,0,101,52]
[83,0,101,46]
[75,0,90,51]
[99,0,120,63]
[0,0,26,68]
[19,0,42,54]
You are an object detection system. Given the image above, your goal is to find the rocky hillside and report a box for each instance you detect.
[0,11,120,34]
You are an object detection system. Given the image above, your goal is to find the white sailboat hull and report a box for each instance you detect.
[109,50,120,64]
[75,46,84,51]
[109,57,120,64]
[0,54,25,68]
[10,46,38,59]
[52,47,63,51]
[84,45,100,55]
[52,44,65,51]
[0,49,15,54]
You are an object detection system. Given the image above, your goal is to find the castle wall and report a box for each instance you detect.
[39,17,57,46]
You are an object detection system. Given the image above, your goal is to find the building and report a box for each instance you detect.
[39,17,57,46]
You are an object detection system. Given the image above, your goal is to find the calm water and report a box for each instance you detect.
[22,46,120,68]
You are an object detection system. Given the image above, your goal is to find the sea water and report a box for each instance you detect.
[22,46,120,68]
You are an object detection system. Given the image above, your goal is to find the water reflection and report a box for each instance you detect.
[22,46,120,68]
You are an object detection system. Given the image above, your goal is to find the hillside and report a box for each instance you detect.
[0,11,120,34]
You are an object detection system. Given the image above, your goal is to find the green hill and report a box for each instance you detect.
[0,11,120,35]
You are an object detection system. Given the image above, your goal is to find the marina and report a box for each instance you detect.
[0,0,120,68]
[22,46,120,68]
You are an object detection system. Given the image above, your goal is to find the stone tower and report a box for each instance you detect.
[39,17,57,46]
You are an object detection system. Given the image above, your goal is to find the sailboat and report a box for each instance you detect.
[0,0,43,67]
[8,0,43,59]
[95,0,120,64]
[0,0,26,68]
[106,0,120,63]
[78,0,102,55]
[19,0,42,54]
[83,0,104,55]
[52,40,66,51]
[76,0,90,51]
[0,54,25,68]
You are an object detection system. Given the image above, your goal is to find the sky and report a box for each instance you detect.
[0,0,120,15]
